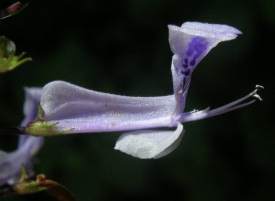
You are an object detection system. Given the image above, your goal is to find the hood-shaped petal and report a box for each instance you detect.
[168,22,241,112]
[27,81,176,135]
[0,88,43,186]
[169,22,241,59]
[114,124,184,159]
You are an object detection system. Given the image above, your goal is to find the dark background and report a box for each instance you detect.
[0,0,274,201]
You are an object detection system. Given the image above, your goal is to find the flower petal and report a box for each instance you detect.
[0,150,24,185]
[114,124,184,159]
[168,22,241,112]
[169,22,241,56]
[30,81,176,135]
[0,88,43,186]
[0,139,42,186]
[0,142,34,186]
[21,88,42,126]
[20,87,44,163]
[19,87,43,150]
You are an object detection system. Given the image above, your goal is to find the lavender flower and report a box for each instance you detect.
[0,88,43,186]
[25,22,262,159]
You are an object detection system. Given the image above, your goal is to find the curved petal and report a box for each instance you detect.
[21,88,42,127]
[0,88,43,186]
[168,22,241,59]
[0,139,43,186]
[19,88,43,149]
[168,22,241,112]
[29,81,176,135]
[114,124,184,159]
[19,87,44,166]
[0,150,27,185]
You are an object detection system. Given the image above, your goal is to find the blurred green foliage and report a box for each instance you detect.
[0,0,274,201]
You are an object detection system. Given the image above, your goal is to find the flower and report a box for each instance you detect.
[0,88,43,186]
[25,22,263,159]
[0,36,32,73]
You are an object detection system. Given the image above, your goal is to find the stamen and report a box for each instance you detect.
[253,94,262,101]
[179,85,263,123]
[256,85,264,90]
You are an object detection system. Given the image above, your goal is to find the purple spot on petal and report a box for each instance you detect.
[182,58,189,68]
[183,69,190,76]
[184,58,188,64]
[182,63,188,68]
[180,69,190,76]
[190,59,196,66]
[185,37,208,66]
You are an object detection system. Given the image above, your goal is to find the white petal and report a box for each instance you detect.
[114,124,184,159]
[181,22,242,41]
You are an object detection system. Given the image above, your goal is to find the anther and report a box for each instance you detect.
[256,85,264,90]
[251,85,264,101]
[253,94,263,101]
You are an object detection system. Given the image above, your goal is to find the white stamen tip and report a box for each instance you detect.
[255,85,264,90]
[180,85,264,123]
[252,85,264,101]
[253,94,263,101]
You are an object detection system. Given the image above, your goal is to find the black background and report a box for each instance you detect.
[0,0,274,201]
